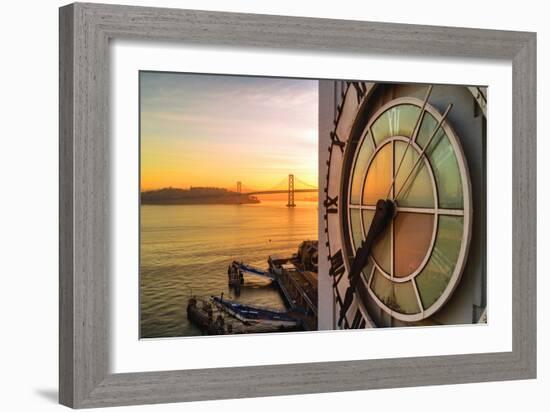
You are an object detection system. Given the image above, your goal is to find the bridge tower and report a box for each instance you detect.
[236,181,242,194]
[286,174,296,208]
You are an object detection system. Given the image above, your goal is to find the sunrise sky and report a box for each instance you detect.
[140,72,318,192]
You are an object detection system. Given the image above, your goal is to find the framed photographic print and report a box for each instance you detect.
[59,2,536,408]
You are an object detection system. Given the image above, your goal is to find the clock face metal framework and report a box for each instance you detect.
[325,82,477,328]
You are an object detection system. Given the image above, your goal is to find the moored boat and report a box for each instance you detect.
[211,296,299,327]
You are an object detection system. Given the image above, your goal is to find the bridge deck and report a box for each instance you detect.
[244,189,317,196]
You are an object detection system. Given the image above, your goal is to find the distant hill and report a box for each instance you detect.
[141,187,260,205]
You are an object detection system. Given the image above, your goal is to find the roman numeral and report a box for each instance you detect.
[330,131,345,153]
[324,195,338,214]
[328,249,345,281]
[352,81,367,104]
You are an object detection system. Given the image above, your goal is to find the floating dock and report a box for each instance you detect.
[211,296,300,328]
[186,296,301,335]
[188,240,318,334]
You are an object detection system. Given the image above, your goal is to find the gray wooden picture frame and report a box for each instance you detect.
[59,2,536,408]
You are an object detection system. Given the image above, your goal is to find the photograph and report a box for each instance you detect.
[139,72,319,338]
[139,73,487,337]
[323,81,487,328]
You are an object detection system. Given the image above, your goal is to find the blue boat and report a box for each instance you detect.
[211,296,299,327]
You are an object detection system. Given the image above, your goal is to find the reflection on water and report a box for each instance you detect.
[140,200,318,338]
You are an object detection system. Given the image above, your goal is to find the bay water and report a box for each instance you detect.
[140,200,318,338]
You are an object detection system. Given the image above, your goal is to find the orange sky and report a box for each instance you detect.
[140,72,318,192]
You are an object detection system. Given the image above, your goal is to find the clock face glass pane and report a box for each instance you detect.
[371,269,392,306]
[394,140,434,208]
[362,209,391,273]
[371,104,421,146]
[417,111,443,148]
[349,208,363,249]
[363,258,374,283]
[416,215,464,308]
[362,142,392,205]
[417,113,464,209]
[428,133,464,209]
[350,137,375,204]
[371,269,421,315]
[394,212,434,278]
[393,281,421,314]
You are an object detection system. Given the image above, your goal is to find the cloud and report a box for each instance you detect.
[140,72,318,190]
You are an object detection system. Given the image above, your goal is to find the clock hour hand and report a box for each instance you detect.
[338,199,394,327]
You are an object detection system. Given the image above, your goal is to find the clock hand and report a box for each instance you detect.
[338,199,394,327]
[385,85,433,199]
[394,103,453,201]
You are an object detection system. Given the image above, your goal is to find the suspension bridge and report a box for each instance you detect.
[236,174,317,207]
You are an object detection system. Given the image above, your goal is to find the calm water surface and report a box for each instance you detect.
[140,200,318,338]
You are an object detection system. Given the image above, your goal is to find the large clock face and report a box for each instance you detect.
[325,83,477,327]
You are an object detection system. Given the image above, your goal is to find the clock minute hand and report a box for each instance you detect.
[385,85,433,199]
[338,199,394,327]
[395,103,453,201]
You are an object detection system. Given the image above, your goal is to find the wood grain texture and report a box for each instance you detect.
[59,2,537,408]
[512,34,537,374]
[59,4,74,406]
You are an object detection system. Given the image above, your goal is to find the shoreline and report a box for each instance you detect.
[141,199,318,206]
[141,198,260,206]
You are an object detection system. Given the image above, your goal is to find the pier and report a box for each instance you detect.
[227,240,318,331]
[186,297,301,335]
[189,241,318,334]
